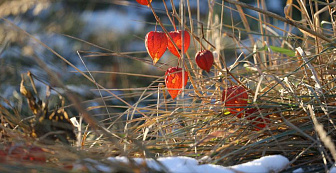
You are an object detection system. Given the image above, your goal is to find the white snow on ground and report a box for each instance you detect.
[230,155,289,173]
[292,168,304,173]
[330,166,336,173]
[73,155,291,172]
[103,155,289,173]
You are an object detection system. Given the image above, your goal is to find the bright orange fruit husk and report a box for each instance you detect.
[145,31,168,65]
[245,108,270,131]
[136,0,152,5]
[222,86,248,118]
[165,67,188,99]
[167,30,190,58]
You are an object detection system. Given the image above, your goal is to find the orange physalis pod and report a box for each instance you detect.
[167,30,190,58]
[246,108,270,131]
[195,50,214,72]
[136,0,152,5]
[222,86,248,118]
[165,67,188,99]
[145,31,168,65]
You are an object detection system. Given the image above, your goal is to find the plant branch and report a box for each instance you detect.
[222,0,333,43]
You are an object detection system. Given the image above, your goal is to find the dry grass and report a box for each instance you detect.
[1,0,336,172]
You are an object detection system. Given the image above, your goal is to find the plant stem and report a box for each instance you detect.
[222,0,333,43]
[148,3,181,58]
[162,0,176,31]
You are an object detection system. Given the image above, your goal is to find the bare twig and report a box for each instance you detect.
[222,0,333,43]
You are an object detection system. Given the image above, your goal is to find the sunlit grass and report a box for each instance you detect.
[0,0,336,172]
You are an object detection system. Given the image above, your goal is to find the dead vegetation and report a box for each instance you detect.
[0,0,336,172]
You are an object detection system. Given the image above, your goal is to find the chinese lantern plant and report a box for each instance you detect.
[245,108,270,131]
[251,116,270,131]
[0,144,46,163]
[25,146,47,163]
[167,30,190,58]
[145,31,168,65]
[222,86,248,118]
[195,50,214,72]
[165,67,188,99]
[136,0,152,5]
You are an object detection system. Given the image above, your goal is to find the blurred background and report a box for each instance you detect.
[0,0,290,119]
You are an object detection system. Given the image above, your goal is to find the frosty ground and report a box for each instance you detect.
[75,155,293,172]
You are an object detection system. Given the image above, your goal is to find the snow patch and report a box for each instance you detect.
[292,167,304,173]
[231,155,289,172]
[330,166,336,173]
[102,155,289,173]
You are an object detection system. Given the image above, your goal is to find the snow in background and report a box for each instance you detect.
[330,166,336,173]
[74,155,290,173]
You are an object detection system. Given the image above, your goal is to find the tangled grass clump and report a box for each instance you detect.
[0,0,336,172]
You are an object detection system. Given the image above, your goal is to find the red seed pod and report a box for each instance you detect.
[252,117,270,131]
[246,112,271,131]
[136,0,152,5]
[245,108,258,116]
[167,30,190,58]
[195,50,214,72]
[165,67,188,99]
[222,86,248,118]
[25,146,46,163]
[246,109,270,131]
[0,144,46,163]
[0,150,6,163]
[145,31,168,65]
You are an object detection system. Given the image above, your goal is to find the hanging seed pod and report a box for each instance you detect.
[195,50,214,72]
[145,31,168,65]
[136,0,152,5]
[167,30,190,58]
[165,67,188,99]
